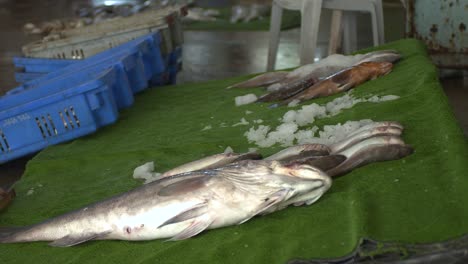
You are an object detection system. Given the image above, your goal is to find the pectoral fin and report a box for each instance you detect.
[238,188,291,225]
[49,231,111,247]
[167,214,214,241]
[158,203,208,229]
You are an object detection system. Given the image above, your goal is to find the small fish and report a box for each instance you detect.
[326,136,413,177]
[160,152,262,178]
[0,160,331,246]
[330,125,403,153]
[226,71,289,89]
[264,144,331,162]
[281,62,393,105]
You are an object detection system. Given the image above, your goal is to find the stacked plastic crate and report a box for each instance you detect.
[0,5,186,164]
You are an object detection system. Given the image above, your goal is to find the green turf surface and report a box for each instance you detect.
[183,8,300,31]
[1,39,468,263]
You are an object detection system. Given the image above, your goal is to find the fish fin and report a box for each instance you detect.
[157,202,208,229]
[167,214,214,241]
[48,231,111,247]
[238,188,291,225]
[158,176,209,197]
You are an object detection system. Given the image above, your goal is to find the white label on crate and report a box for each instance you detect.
[2,113,31,127]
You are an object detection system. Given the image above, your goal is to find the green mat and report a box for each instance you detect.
[183,8,301,31]
[1,39,468,263]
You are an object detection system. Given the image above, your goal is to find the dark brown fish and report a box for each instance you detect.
[281,61,393,105]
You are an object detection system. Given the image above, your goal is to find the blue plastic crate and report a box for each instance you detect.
[13,33,170,89]
[9,53,137,110]
[15,33,165,88]
[14,57,75,73]
[14,72,46,83]
[0,68,119,164]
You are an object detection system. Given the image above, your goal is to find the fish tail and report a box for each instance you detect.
[0,226,27,243]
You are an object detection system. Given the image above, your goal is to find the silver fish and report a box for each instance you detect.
[264,144,331,162]
[327,136,413,177]
[160,152,262,178]
[330,125,403,153]
[0,160,331,247]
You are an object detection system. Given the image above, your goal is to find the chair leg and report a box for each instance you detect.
[267,2,283,71]
[369,6,379,46]
[299,0,323,65]
[342,12,357,54]
[374,0,385,44]
[328,10,342,55]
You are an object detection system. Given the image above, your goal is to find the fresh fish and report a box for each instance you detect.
[265,144,331,162]
[226,71,289,89]
[0,160,331,246]
[281,62,393,105]
[275,50,399,85]
[227,50,400,91]
[256,75,319,102]
[326,136,413,177]
[330,125,403,153]
[161,152,262,178]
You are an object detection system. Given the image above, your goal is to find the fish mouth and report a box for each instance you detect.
[280,163,332,188]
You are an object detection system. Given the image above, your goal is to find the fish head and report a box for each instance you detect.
[272,162,332,207]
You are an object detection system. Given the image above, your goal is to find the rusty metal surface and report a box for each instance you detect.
[405,0,468,68]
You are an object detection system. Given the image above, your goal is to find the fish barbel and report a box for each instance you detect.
[0,160,331,247]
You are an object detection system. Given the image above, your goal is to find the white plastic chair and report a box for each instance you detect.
[267,0,384,71]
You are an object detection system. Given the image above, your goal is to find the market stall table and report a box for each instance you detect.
[1,39,467,263]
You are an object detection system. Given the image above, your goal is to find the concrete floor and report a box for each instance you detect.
[0,0,467,189]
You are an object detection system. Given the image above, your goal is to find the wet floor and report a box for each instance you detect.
[0,0,467,189]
